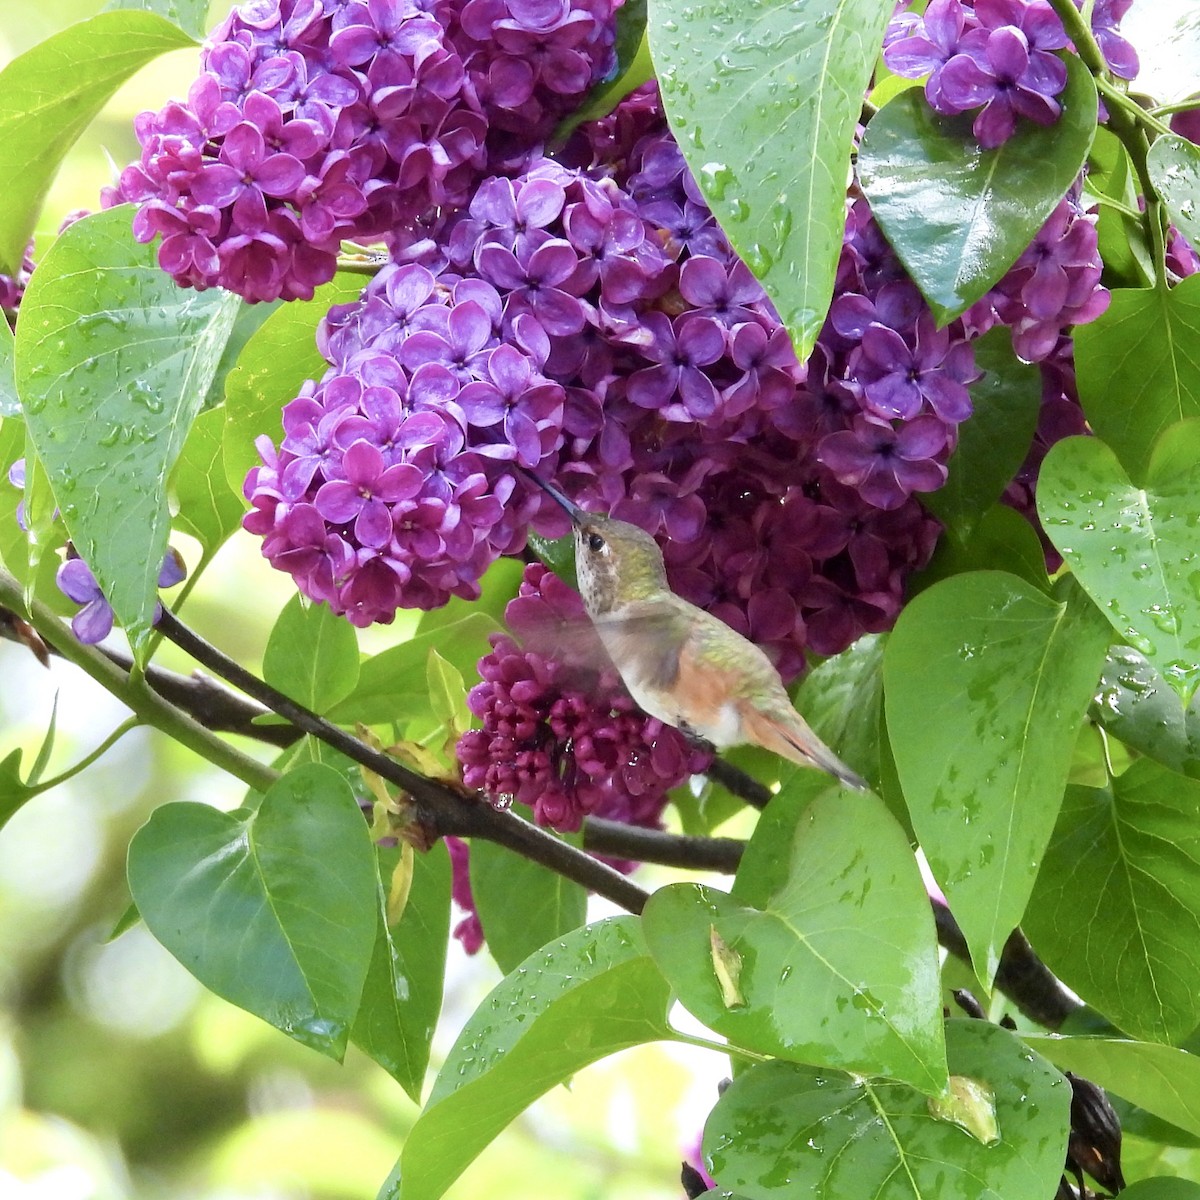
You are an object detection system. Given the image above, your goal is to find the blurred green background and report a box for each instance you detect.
[0,3,724,1196]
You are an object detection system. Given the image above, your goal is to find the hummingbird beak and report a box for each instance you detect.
[517,467,586,526]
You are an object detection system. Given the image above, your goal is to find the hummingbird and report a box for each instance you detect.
[525,474,868,791]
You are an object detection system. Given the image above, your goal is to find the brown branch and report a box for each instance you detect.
[154,607,651,915]
[582,818,745,872]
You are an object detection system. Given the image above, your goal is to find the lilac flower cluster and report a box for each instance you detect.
[112,0,618,302]
[884,0,1138,149]
[445,836,484,954]
[244,161,678,616]
[965,188,1109,360]
[457,564,711,833]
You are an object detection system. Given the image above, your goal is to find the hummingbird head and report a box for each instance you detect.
[523,473,668,616]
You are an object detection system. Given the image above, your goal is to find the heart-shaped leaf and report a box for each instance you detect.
[1093,645,1200,779]
[352,842,451,1101]
[884,572,1111,984]
[703,1021,1069,1200]
[858,56,1096,323]
[390,916,672,1200]
[128,762,378,1059]
[1074,279,1200,479]
[1148,133,1200,255]
[16,206,241,659]
[648,0,894,359]
[1120,1182,1200,1200]
[1025,761,1200,1044]
[1023,1034,1200,1140]
[1037,427,1200,705]
[643,787,947,1095]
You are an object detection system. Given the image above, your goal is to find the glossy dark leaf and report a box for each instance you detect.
[643,787,947,1094]
[127,763,378,1060]
[884,571,1111,983]
[703,1021,1069,1200]
[1025,761,1200,1044]
[859,56,1096,323]
[390,917,672,1200]
[16,207,240,660]
[649,0,894,358]
[470,838,588,975]
[1092,645,1200,779]
[1037,427,1200,705]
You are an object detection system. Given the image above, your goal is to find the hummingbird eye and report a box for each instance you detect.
[587,533,605,553]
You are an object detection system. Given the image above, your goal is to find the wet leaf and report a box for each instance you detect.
[643,787,947,1094]
[264,594,360,714]
[703,1021,1069,1200]
[649,0,894,358]
[390,917,672,1200]
[859,56,1096,322]
[1148,134,1200,255]
[884,571,1111,983]
[1037,426,1200,705]
[16,207,240,660]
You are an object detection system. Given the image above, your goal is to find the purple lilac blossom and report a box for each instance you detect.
[445,836,485,954]
[55,548,187,645]
[883,0,1139,147]
[456,563,711,833]
[111,0,619,303]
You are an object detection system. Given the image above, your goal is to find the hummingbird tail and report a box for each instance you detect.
[740,705,869,791]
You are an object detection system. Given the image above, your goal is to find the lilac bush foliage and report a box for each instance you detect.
[884,0,1138,149]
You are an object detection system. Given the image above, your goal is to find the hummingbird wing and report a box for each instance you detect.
[736,703,869,791]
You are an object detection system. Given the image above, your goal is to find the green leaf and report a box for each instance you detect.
[0,11,195,274]
[1074,279,1200,479]
[648,0,894,359]
[223,272,364,497]
[352,842,451,1101]
[1121,1181,1200,1199]
[0,317,16,416]
[915,504,1051,596]
[1088,127,1152,290]
[1023,1034,1200,1140]
[884,571,1112,983]
[328,613,500,726]
[0,747,36,832]
[103,0,210,41]
[554,0,650,141]
[127,762,378,1060]
[16,207,241,659]
[171,406,246,561]
[201,298,281,410]
[1092,645,1200,779]
[922,329,1042,538]
[263,594,360,714]
[390,916,672,1200]
[703,1021,1069,1200]
[1025,761,1200,1044]
[1037,428,1200,705]
[643,787,947,1095]
[470,838,588,974]
[793,633,887,796]
[858,56,1097,323]
[1148,134,1200,255]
